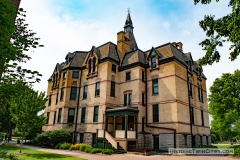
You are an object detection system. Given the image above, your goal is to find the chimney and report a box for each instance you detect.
[172,42,183,51]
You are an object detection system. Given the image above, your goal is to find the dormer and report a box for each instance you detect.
[86,46,99,79]
[147,47,163,71]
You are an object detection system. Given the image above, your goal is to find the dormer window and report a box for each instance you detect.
[151,57,156,68]
[87,53,98,79]
[188,61,192,72]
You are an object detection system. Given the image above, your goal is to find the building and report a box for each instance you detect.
[42,12,210,151]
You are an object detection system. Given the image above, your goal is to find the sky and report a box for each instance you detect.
[19,0,240,96]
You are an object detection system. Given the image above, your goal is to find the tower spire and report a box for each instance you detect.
[124,10,133,33]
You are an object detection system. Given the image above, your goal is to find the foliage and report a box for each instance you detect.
[0,0,43,82]
[90,148,102,154]
[54,143,63,149]
[69,144,81,150]
[84,145,93,153]
[198,145,218,148]
[144,147,151,152]
[101,149,115,155]
[209,70,240,141]
[194,0,240,65]
[79,144,87,151]
[34,130,71,148]
[232,146,240,157]
[59,143,71,150]
[9,82,47,152]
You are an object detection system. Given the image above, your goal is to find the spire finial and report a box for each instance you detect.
[127,7,131,13]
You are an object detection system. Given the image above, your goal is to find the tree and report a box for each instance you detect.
[0,0,43,82]
[9,81,47,153]
[209,69,240,143]
[194,0,240,65]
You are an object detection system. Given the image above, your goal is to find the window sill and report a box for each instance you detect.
[82,98,87,100]
[110,96,116,98]
[152,93,158,96]
[95,96,100,98]
[69,99,76,101]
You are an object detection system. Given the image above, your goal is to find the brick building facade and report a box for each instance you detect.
[42,13,210,151]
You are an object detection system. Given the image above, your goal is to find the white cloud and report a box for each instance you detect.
[18,0,240,100]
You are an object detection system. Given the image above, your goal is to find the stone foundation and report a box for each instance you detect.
[187,135,192,148]
[176,134,187,148]
[195,135,201,147]
[207,136,211,145]
[137,133,153,149]
[83,133,92,145]
[159,134,174,149]
[202,136,207,145]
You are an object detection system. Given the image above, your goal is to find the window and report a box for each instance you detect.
[46,112,50,124]
[95,82,100,97]
[92,57,96,73]
[124,94,127,106]
[88,59,92,73]
[83,85,88,99]
[126,72,131,81]
[152,104,159,122]
[188,81,192,98]
[112,64,116,72]
[56,93,58,104]
[81,108,86,123]
[142,93,145,106]
[201,110,204,126]
[72,71,79,78]
[48,95,52,106]
[110,81,115,97]
[128,93,132,105]
[93,106,99,122]
[152,79,158,95]
[53,111,56,124]
[60,88,64,101]
[151,57,156,68]
[67,108,75,123]
[198,85,201,101]
[142,70,145,82]
[190,107,194,124]
[70,87,77,100]
[79,133,84,143]
[124,93,132,106]
[63,72,66,79]
[57,108,62,123]
[201,85,204,103]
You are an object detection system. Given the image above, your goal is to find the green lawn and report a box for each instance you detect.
[1,144,86,160]
[212,144,240,149]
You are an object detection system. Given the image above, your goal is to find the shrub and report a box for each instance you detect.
[55,142,63,149]
[34,130,71,148]
[233,146,240,156]
[101,149,114,155]
[90,148,102,154]
[80,144,88,151]
[198,145,218,148]
[84,145,93,153]
[59,142,71,150]
[69,144,82,150]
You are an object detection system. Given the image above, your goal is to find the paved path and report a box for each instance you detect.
[6,142,237,160]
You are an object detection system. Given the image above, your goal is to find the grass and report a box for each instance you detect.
[212,144,240,149]
[1,144,86,160]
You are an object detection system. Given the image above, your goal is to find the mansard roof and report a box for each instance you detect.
[121,49,146,66]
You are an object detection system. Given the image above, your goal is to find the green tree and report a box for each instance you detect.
[0,0,43,82]
[194,0,240,65]
[209,69,240,143]
[9,82,47,153]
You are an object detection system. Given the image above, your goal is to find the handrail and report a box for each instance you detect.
[105,130,118,149]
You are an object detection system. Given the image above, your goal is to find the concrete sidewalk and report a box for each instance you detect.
[6,141,235,160]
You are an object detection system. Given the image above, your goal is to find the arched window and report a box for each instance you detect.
[55,73,58,85]
[88,59,92,73]
[52,74,55,86]
[92,57,96,73]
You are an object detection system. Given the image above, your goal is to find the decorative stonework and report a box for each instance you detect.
[137,133,153,149]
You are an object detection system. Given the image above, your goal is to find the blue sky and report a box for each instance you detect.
[19,0,239,97]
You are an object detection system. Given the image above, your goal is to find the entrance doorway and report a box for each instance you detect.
[153,135,159,149]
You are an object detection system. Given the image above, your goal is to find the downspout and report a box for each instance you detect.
[187,70,193,148]
[73,69,83,144]
[144,66,176,148]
